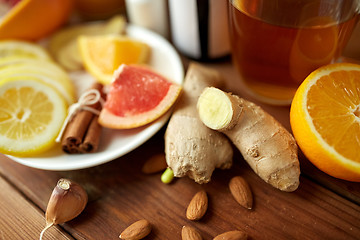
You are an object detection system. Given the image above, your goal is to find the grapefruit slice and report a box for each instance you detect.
[99,64,182,129]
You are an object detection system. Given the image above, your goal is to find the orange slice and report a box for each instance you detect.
[290,63,360,181]
[78,34,151,85]
[99,64,182,129]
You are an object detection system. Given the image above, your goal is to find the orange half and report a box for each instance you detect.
[290,63,360,181]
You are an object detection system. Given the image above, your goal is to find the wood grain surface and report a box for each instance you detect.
[0,177,73,239]
[1,124,360,239]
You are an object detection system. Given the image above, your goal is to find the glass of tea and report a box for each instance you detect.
[228,0,360,105]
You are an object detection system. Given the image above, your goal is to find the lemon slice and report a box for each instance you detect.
[0,40,52,60]
[0,79,67,157]
[78,34,151,84]
[0,58,76,104]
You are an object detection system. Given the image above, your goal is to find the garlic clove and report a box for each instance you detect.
[46,178,88,225]
[40,178,88,240]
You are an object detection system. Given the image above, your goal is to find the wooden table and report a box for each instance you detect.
[1,26,360,240]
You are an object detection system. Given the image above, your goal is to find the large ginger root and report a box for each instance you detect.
[164,63,233,184]
[197,87,300,192]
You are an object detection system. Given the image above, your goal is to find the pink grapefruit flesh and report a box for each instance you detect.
[99,64,182,129]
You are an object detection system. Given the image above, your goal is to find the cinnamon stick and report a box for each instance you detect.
[79,115,102,153]
[61,82,104,153]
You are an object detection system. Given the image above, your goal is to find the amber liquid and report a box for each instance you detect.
[229,0,359,104]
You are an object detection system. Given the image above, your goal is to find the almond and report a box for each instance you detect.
[119,219,151,240]
[213,230,248,240]
[182,226,203,240]
[229,176,253,209]
[186,190,208,220]
[141,153,168,174]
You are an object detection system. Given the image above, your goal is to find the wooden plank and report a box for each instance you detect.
[0,128,359,239]
[0,176,73,240]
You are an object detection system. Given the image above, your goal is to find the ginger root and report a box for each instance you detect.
[164,63,233,184]
[197,87,300,192]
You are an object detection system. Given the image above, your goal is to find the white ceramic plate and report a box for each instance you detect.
[6,25,184,171]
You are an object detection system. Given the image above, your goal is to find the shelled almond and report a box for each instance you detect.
[119,219,152,240]
[186,190,208,221]
[229,176,253,210]
[182,226,203,240]
[213,230,248,240]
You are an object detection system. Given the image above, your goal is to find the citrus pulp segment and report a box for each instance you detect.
[0,79,67,157]
[78,34,151,84]
[290,63,360,181]
[99,64,182,129]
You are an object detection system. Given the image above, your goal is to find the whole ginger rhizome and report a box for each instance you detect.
[165,63,300,192]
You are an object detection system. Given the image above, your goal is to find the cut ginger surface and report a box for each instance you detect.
[290,63,360,181]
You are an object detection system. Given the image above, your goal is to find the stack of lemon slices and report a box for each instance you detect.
[0,40,75,157]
